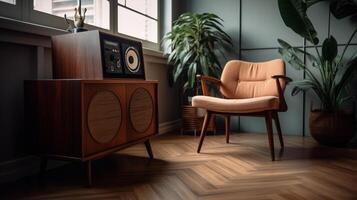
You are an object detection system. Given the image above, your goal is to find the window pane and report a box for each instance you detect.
[118,6,158,43]
[33,0,110,29]
[0,0,15,4]
[125,0,157,19]
[118,0,125,5]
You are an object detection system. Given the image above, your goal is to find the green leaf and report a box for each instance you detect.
[277,39,306,70]
[187,63,197,88]
[334,57,357,97]
[173,63,183,82]
[305,0,328,8]
[290,80,315,96]
[277,0,319,44]
[200,56,209,76]
[162,12,233,92]
[330,0,357,19]
[181,50,194,68]
[294,48,319,65]
[322,36,338,62]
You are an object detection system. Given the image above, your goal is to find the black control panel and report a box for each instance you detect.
[103,40,123,74]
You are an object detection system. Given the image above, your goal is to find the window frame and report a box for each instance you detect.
[0,0,162,50]
[0,0,22,20]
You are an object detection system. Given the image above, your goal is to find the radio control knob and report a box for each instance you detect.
[110,54,115,61]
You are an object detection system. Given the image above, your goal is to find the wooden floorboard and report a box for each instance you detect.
[1,133,357,200]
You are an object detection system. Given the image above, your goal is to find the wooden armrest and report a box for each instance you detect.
[271,75,292,83]
[271,75,290,112]
[196,75,221,96]
[196,75,221,85]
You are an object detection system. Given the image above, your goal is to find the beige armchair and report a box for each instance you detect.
[192,59,291,161]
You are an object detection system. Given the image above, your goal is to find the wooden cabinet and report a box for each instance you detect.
[26,30,157,185]
[25,79,158,185]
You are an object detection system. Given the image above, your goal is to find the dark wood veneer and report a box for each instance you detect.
[25,79,158,186]
[52,31,103,79]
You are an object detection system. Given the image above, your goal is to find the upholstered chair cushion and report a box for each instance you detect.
[219,59,285,99]
[192,95,280,113]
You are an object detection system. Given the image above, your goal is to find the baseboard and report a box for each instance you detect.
[0,156,39,184]
[159,119,181,135]
[0,156,65,184]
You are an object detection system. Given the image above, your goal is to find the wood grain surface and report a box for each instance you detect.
[2,133,357,200]
[87,91,122,144]
[129,88,154,133]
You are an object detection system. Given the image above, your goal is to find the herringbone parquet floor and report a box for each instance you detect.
[1,133,357,200]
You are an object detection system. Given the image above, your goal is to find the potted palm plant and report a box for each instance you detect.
[163,12,232,102]
[163,12,232,134]
[277,0,357,146]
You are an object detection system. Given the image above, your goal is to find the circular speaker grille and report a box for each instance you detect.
[129,88,154,133]
[125,47,140,73]
[87,91,121,144]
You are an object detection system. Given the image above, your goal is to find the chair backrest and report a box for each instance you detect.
[220,59,286,99]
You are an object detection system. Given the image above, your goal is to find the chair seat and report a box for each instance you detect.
[192,95,280,113]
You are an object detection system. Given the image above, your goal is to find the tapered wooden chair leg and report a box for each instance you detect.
[197,112,212,153]
[224,116,230,143]
[264,112,275,161]
[145,140,154,159]
[273,112,284,148]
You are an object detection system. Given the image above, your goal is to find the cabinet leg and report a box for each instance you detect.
[86,160,92,187]
[145,140,154,159]
[38,157,47,182]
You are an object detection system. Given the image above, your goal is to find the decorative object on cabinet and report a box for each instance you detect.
[25,80,158,186]
[64,0,87,33]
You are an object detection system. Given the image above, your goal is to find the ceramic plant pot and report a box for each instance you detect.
[309,110,355,146]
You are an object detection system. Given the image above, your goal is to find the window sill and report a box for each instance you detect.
[143,48,168,64]
[0,16,66,37]
[0,16,167,61]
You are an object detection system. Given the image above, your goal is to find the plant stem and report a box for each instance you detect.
[337,28,357,67]
[307,30,323,64]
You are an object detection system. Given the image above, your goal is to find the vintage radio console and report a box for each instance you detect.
[26,31,158,186]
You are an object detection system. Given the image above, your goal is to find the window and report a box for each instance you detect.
[0,0,162,46]
[117,0,158,43]
[0,0,15,4]
[33,0,110,29]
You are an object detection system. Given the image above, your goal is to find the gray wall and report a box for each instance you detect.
[179,0,357,136]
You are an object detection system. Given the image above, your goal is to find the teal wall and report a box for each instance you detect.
[178,0,357,136]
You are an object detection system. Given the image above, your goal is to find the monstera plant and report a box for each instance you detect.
[163,13,232,100]
[277,0,357,145]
